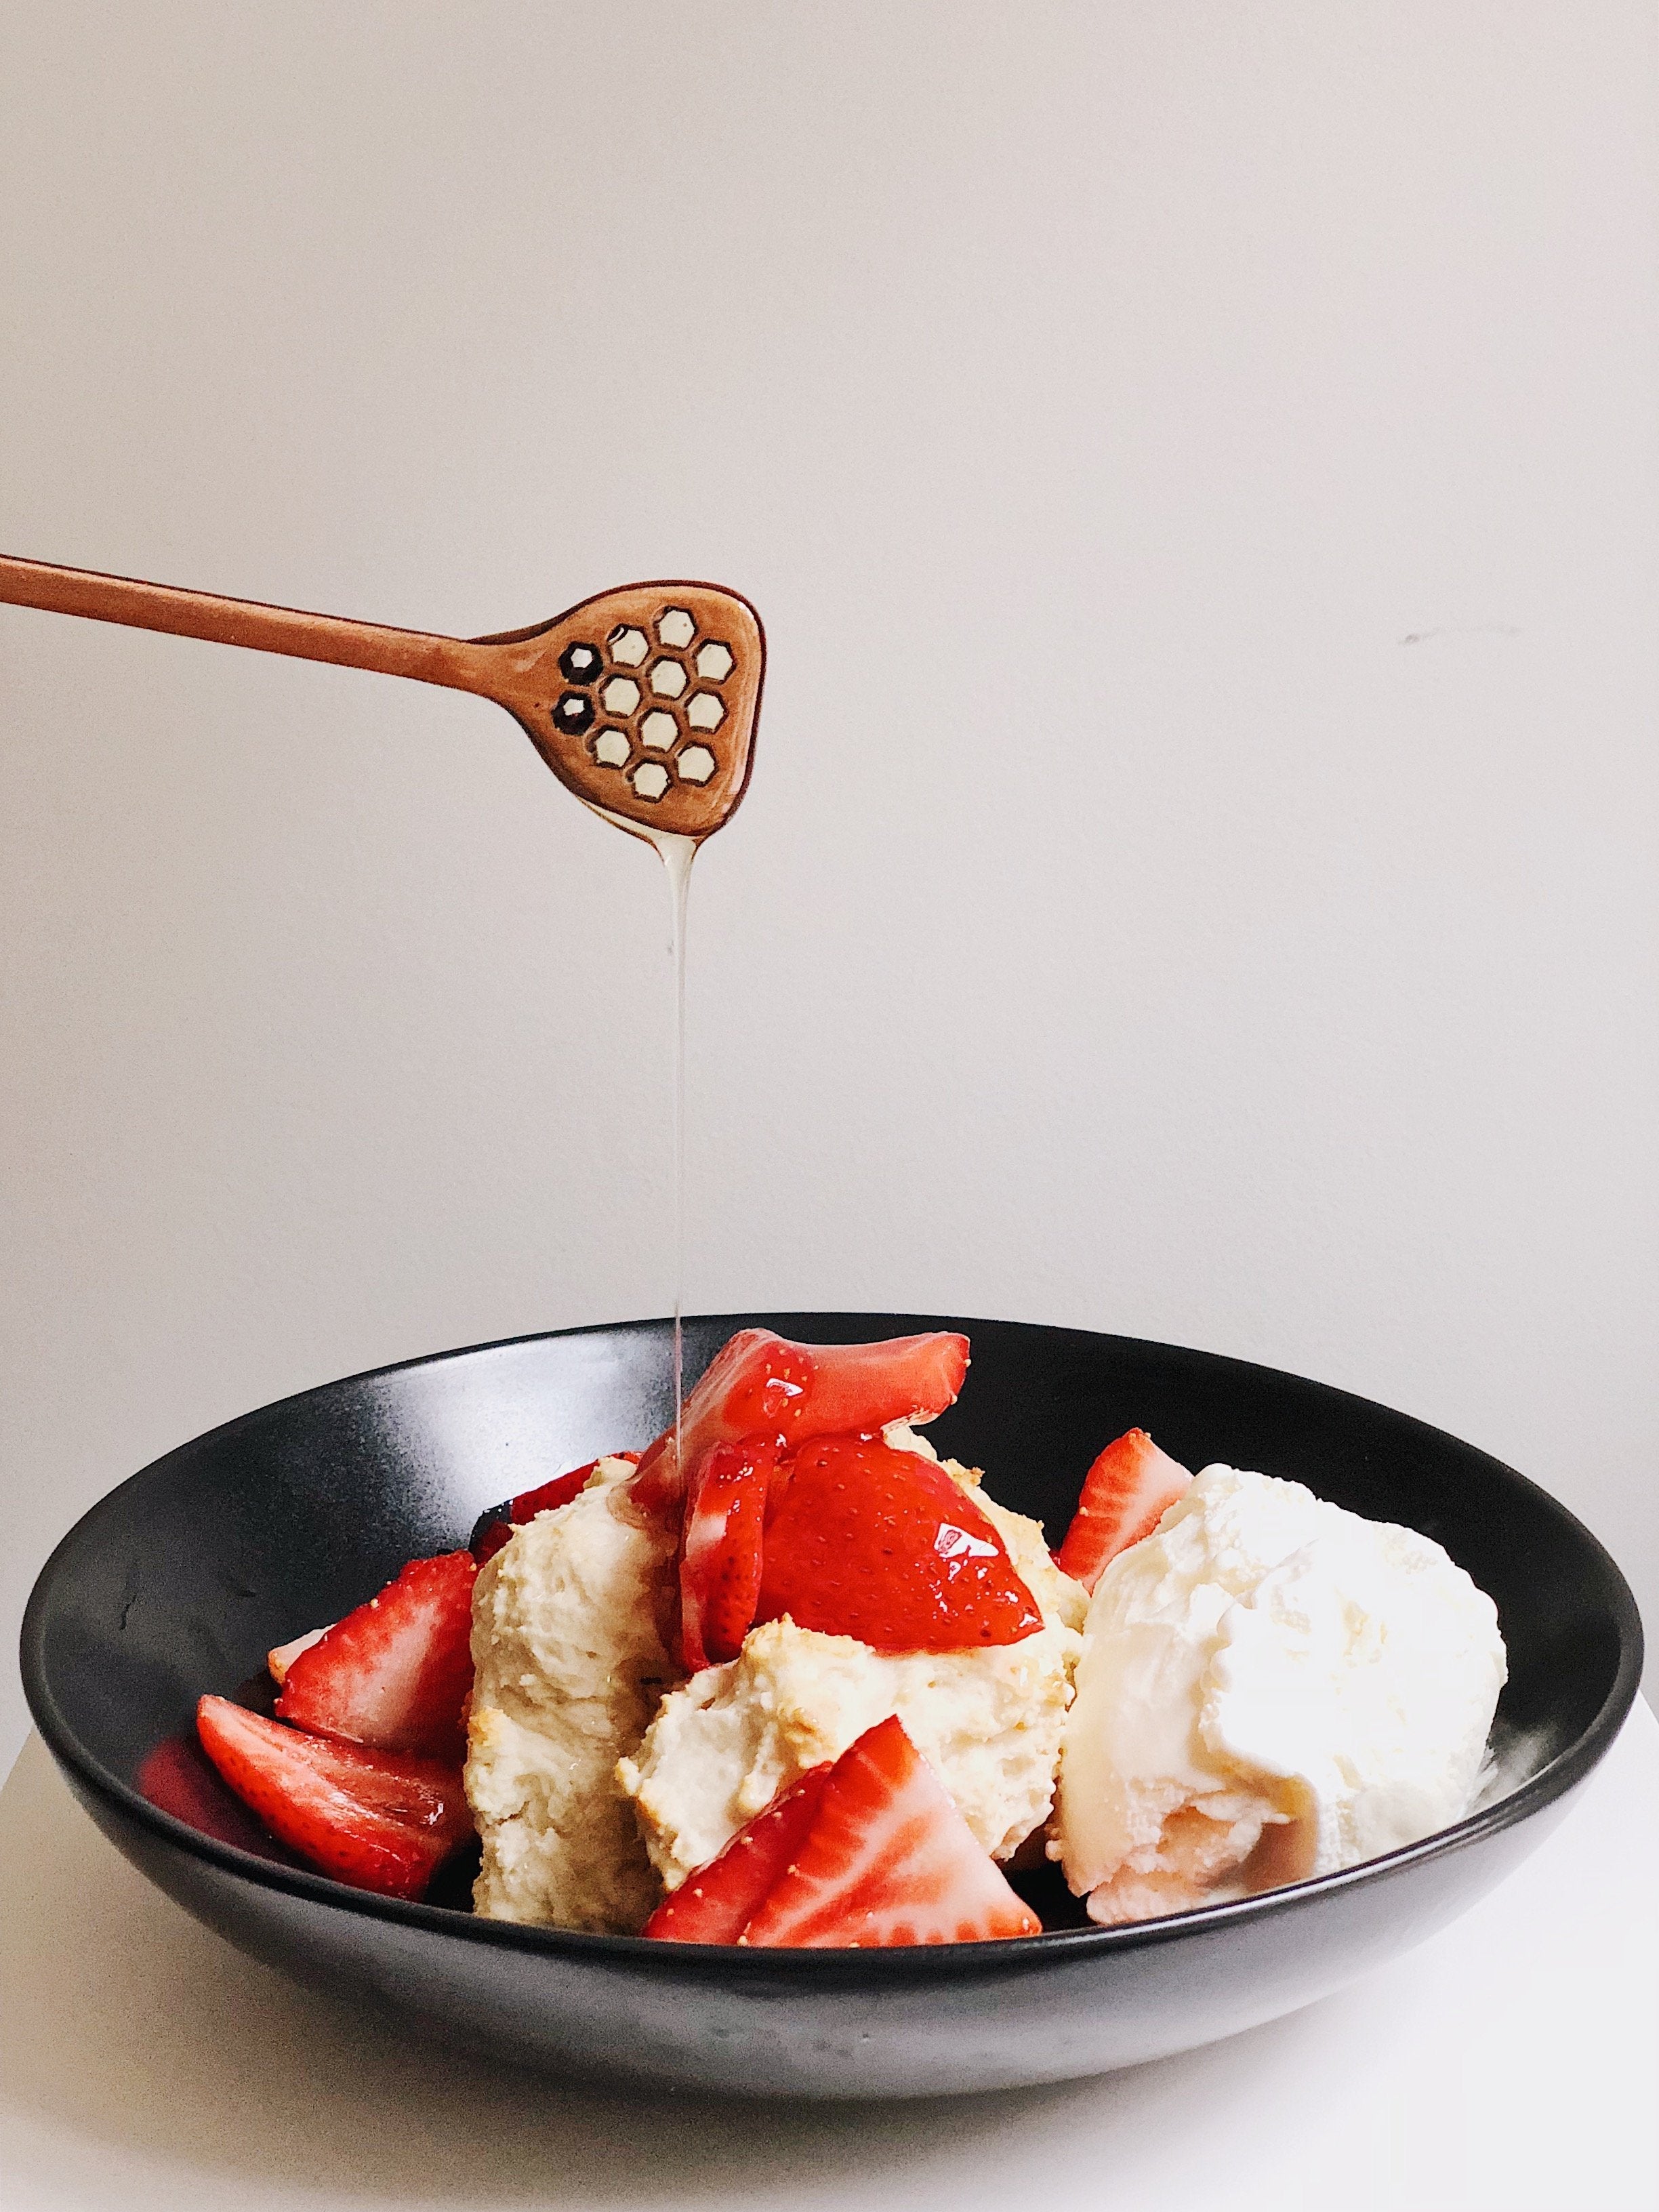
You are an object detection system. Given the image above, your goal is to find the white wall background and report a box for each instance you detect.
[1,1,1654,1766]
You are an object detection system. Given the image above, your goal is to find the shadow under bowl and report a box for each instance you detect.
[20,1312,1643,2100]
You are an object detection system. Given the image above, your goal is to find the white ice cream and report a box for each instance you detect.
[619,1440,1087,1887]
[1056,1463,1507,1923]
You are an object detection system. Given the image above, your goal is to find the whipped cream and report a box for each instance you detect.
[1056,1464,1507,1922]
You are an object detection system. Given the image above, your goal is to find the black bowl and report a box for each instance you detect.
[20,1313,1642,2100]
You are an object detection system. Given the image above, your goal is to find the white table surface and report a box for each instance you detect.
[1,1710,1654,2212]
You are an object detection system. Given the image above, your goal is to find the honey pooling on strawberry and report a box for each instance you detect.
[752,1435,1044,1654]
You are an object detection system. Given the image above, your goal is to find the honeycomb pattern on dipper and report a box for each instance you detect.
[510,581,763,842]
[556,607,739,807]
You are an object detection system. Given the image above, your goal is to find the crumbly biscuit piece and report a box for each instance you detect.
[619,1452,1085,1889]
[466,1458,682,1931]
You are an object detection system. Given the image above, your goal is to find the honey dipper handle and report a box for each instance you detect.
[0,553,492,693]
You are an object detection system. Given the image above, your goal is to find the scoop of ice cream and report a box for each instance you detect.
[619,1452,1086,1887]
[1056,1463,1507,1923]
[466,1456,683,1931]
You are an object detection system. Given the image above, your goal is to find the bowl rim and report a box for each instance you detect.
[20,1310,1645,1978]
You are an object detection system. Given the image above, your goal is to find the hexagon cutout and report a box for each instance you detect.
[677,745,717,785]
[685,691,725,732]
[591,727,630,770]
[631,760,670,801]
[640,710,678,750]
[695,641,734,682]
[649,657,687,699]
[656,607,695,649]
[609,626,649,667]
[602,676,641,717]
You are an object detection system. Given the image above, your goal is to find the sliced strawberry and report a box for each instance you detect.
[472,1519,514,1567]
[469,1452,640,1563]
[641,1762,833,1943]
[740,1715,1042,1948]
[1054,1428,1193,1593]
[754,1434,1042,1654]
[195,1696,472,1900]
[630,1330,813,1515]
[138,1729,308,1862]
[630,1329,970,1514]
[796,1333,971,1442]
[267,1625,329,1685]
[678,1435,775,1671]
[509,1454,639,1520]
[275,1550,477,1759]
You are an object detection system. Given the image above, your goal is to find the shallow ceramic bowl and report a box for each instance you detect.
[20,1313,1643,2100]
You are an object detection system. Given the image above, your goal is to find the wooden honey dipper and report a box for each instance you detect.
[0,554,764,843]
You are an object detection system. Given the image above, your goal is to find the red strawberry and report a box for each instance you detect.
[630,1329,970,1513]
[740,1715,1042,1948]
[195,1696,472,1900]
[470,1452,640,1563]
[472,1519,514,1567]
[630,1330,813,1515]
[678,1435,775,1671]
[640,1762,833,1942]
[510,1454,638,1519]
[276,1550,477,1759]
[267,1624,328,1685]
[1054,1429,1193,1592]
[754,1435,1042,1654]
[138,1729,308,1861]
[796,1333,971,1443]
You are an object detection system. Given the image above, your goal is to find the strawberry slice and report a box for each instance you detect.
[641,1762,833,1942]
[1053,1428,1193,1593]
[471,1520,515,1567]
[138,1729,308,1862]
[630,1329,970,1514]
[267,1625,329,1685]
[470,1452,640,1563]
[275,1550,477,1759]
[630,1330,813,1515]
[678,1435,775,1671]
[740,1715,1042,1948]
[195,1696,472,1900]
[754,1434,1042,1654]
[795,1333,971,1441]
